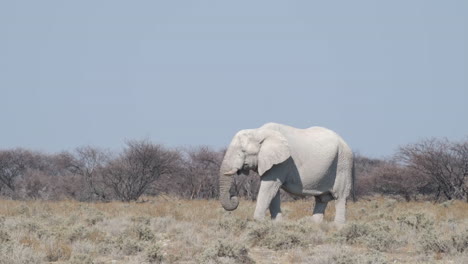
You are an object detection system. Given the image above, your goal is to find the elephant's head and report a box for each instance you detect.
[219,128,291,211]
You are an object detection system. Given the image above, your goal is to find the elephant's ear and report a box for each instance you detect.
[257,130,291,176]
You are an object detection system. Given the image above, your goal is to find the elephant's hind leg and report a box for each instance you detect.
[312,197,328,223]
[312,201,327,223]
[334,198,346,225]
[312,193,333,223]
[269,191,282,221]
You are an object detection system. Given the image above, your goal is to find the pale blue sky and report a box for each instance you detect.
[1,1,467,157]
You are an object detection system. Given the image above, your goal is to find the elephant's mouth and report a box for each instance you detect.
[240,163,257,175]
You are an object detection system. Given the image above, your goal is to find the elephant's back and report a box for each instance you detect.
[304,126,342,137]
[260,123,345,157]
[260,123,342,141]
[289,127,340,156]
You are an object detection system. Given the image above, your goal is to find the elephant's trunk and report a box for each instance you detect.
[219,174,239,211]
[219,140,243,211]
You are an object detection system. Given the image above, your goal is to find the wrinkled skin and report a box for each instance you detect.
[219,123,354,225]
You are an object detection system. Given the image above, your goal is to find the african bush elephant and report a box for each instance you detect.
[219,123,354,224]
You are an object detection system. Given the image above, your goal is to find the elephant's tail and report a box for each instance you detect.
[351,160,356,202]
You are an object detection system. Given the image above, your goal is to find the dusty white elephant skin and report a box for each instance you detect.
[219,123,354,225]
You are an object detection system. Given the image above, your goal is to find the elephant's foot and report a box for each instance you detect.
[334,198,346,226]
[271,213,283,221]
[312,200,328,223]
[254,212,266,221]
[333,220,345,229]
[312,213,324,223]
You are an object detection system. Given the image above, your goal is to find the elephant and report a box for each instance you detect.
[219,123,354,225]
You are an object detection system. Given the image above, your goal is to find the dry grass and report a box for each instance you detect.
[0,196,467,263]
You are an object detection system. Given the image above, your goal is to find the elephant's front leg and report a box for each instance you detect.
[269,191,282,221]
[254,178,282,220]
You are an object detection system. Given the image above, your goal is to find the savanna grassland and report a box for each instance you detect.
[0,197,467,264]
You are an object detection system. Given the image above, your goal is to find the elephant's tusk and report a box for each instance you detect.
[223,169,238,176]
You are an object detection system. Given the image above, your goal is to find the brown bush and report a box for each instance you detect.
[398,138,468,201]
[102,140,180,202]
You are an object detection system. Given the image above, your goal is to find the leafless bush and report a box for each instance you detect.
[232,171,261,201]
[102,140,180,202]
[371,162,430,201]
[2,136,466,203]
[68,146,111,201]
[171,146,223,199]
[355,153,437,201]
[398,138,468,201]
[0,149,31,192]
[160,146,259,200]
[6,151,88,200]
[354,154,385,197]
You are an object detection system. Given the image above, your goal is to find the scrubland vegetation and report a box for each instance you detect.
[0,137,466,263]
[0,197,467,263]
[1,137,467,203]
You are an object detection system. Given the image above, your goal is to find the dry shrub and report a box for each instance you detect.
[335,222,371,244]
[145,242,164,263]
[451,230,468,253]
[247,219,325,250]
[397,213,435,230]
[84,212,105,226]
[199,239,254,264]
[120,238,145,256]
[419,229,468,254]
[69,253,95,264]
[310,245,388,264]
[85,229,107,243]
[67,225,87,242]
[1,198,467,263]
[0,229,10,243]
[18,235,41,251]
[0,242,44,264]
[133,224,156,241]
[217,215,248,234]
[44,239,73,261]
[151,216,176,232]
[335,221,400,252]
